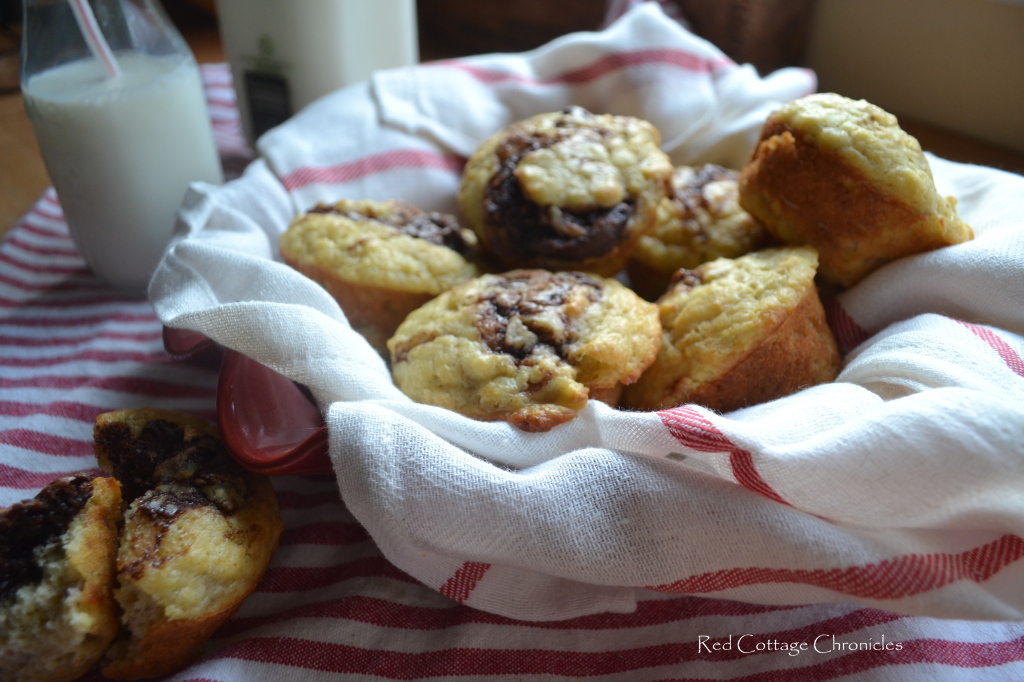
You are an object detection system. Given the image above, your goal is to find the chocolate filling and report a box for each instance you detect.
[483,111,636,263]
[309,201,473,254]
[669,268,705,292]
[672,165,737,215]
[94,419,243,507]
[119,482,224,580]
[0,474,93,601]
[474,270,601,363]
[96,418,250,579]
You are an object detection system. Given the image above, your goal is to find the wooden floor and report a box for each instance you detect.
[2,6,1022,239]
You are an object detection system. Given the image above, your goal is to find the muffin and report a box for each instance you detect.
[93,409,282,680]
[628,164,771,300]
[388,269,661,432]
[0,475,122,682]
[458,106,674,276]
[280,198,480,353]
[738,93,973,288]
[622,247,840,413]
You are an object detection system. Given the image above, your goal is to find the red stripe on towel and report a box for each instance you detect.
[439,561,492,603]
[281,149,465,191]
[438,47,733,86]
[651,533,1024,599]
[957,320,1024,378]
[660,406,789,506]
[824,298,871,353]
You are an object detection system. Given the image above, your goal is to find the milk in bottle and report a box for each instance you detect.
[23,53,223,290]
[21,0,224,291]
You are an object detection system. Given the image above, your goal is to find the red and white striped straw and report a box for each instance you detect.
[67,0,122,79]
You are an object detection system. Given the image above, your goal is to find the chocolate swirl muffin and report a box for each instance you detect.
[93,409,282,680]
[388,269,661,432]
[622,247,840,413]
[458,107,674,276]
[628,164,771,300]
[280,198,481,353]
[0,475,122,682]
[738,93,973,288]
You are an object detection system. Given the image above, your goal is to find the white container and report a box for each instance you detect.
[21,0,224,291]
[23,53,223,290]
[216,0,419,144]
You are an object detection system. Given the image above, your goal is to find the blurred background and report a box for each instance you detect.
[2,0,1022,235]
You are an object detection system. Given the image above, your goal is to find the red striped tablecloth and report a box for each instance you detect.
[3,62,1024,682]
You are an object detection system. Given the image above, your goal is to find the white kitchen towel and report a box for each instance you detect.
[149,3,1024,622]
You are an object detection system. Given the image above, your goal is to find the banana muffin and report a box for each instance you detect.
[388,269,661,432]
[622,247,840,413]
[280,198,481,353]
[0,475,122,682]
[458,106,674,276]
[628,164,770,300]
[93,408,282,680]
[738,93,972,288]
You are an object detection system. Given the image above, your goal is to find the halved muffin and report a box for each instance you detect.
[0,474,122,682]
[93,408,282,680]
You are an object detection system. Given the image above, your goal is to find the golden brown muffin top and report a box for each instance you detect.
[656,246,819,386]
[767,93,957,220]
[458,106,673,273]
[636,164,768,277]
[280,198,479,295]
[388,269,661,431]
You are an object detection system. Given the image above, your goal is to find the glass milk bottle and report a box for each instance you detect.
[21,0,224,291]
[216,0,419,145]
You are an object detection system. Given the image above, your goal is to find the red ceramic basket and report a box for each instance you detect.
[163,326,332,476]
